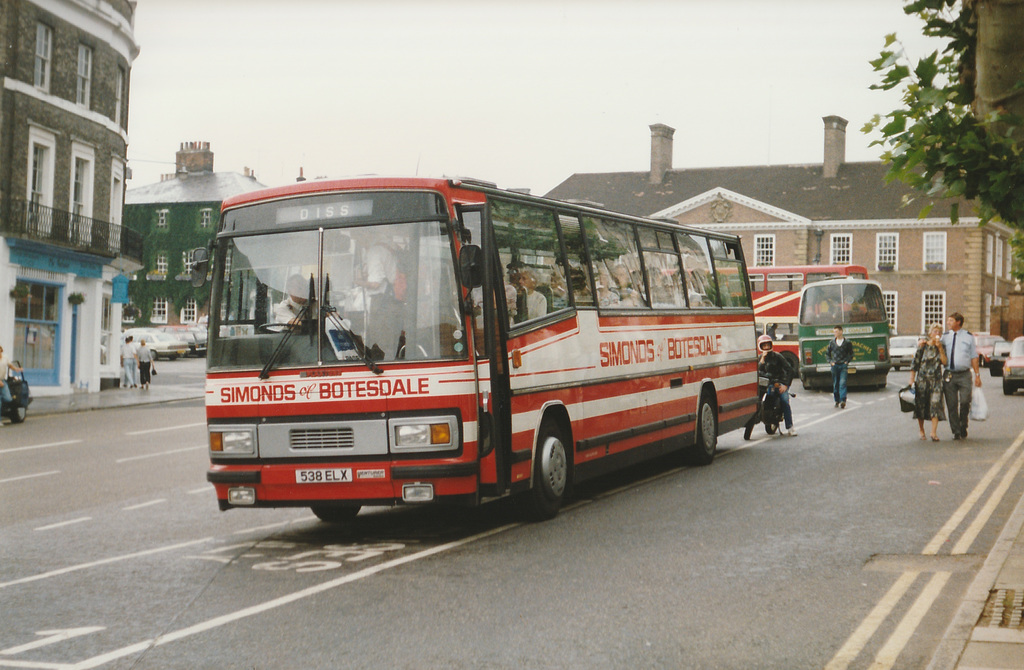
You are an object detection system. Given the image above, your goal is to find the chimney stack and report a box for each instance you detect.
[175,141,214,175]
[649,123,675,185]
[822,115,847,179]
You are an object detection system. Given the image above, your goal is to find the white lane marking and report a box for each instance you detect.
[0,470,60,485]
[0,440,82,455]
[0,627,105,656]
[68,523,519,670]
[124,422,206,436]
[924,428,1024,554]
[0,659,73,668]
[231,516,316,535]
[115,446,204,463]
[871,571,952,669]
[187,487,209,495]
[0,538,213,590]
[122,499,167,511]
[34,518,91,532]
[824,571,921,670]
[827,426,1024,668]
[952,438,1024,555]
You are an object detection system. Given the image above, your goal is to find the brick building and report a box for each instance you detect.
[0,0,141,393]
[546,117,1018,337]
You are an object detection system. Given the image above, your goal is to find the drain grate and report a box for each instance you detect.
[980,589,1024,629]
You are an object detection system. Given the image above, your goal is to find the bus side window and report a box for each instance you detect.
[584,217,648,308]
[557,213,594,307]
[491,199,568,325]
[641,228,685,309]
[712,240,752,308]
[676,232,719,308]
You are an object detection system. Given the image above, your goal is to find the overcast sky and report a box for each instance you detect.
[125,0,943,196]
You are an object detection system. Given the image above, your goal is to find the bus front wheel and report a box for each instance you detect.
[522,418,570,521]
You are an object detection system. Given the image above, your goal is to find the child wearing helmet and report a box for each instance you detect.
[757,333,797,436]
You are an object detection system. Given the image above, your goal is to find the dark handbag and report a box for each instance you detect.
[898,385,915,413]
[151,366,157,376]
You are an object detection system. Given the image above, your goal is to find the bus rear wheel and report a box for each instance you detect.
[522,418,570,521]
[310,505,361,524]
[685,392,718,465]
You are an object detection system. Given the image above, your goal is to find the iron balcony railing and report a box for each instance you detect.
[1,197,143,263]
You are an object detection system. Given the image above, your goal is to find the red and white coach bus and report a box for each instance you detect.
[191,177,758,522]
[747,264,869,371]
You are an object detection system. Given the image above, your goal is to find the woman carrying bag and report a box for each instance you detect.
[909,323,947,441]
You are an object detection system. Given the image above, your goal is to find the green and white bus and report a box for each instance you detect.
[797,277,891,390]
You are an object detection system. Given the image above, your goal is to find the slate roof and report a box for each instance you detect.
[544,162,969,222]
[126,172,266,205]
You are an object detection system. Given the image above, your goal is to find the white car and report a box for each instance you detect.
[889,335,922,371]
[123,328,189,360]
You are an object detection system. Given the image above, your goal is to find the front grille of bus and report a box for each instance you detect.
[289,428,356,450]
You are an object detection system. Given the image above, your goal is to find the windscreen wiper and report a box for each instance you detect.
[258,302,309,380]
[258,275,316,380]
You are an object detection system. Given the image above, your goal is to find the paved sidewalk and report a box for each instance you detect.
[25,384,203,416]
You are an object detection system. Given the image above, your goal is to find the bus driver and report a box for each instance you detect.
[274,274,309,325]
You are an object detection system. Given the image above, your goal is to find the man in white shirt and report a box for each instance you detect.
[941,311,981,440]
[120,335,138,388]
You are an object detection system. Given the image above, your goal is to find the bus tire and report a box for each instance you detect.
[310,505,361,524]
[522,418,570,521]
[686,392,718,466]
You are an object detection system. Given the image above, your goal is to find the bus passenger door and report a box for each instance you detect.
[457,204,512,496]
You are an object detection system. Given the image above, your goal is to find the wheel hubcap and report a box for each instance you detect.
[701,404,716,449]
[541,436,567,497]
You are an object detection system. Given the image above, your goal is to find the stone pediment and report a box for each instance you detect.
[651,187,810,227]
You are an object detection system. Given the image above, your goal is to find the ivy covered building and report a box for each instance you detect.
[123,142,264,326]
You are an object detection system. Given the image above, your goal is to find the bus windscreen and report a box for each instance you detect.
[799,282,886,326]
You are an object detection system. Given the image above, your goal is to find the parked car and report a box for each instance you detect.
[123,328,189,360]
[976,333,1006,367]
[157,325,207,357]
[889,335,922,371]
[1,361,30,424]
[990,340,1013,377]
[1003,337,1024,395]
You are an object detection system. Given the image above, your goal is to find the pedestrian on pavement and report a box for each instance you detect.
[120,335,138,388]
[136,338,155,390]
[0,345,24,427]
[941,312,982,440]
[910,323,947,441]
[756,334,797,436]
[826,325,854,409]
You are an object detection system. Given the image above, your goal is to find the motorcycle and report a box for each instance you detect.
[1,361,30,425]
[743,375,791,439]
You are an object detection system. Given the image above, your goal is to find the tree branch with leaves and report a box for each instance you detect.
[866,0,1024,241]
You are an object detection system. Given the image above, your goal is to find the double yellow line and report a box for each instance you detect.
[826,427,1024,669]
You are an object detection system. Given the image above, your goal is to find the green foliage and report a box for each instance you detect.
[123,201,214,324]
[866,0,1024,243]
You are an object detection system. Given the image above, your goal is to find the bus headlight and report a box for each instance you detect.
[391,417,457,452]
[210,427,256,455]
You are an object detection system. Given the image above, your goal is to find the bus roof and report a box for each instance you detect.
[218,176,744,243]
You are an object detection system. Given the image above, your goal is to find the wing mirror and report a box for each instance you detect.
[459,244,482,289]
[190,247,210,288]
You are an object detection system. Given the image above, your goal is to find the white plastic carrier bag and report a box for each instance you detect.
[970,386,989,421]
